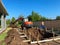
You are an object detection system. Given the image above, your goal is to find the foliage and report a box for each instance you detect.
[27,15,32,21]
[11,17,16,23]
[40,16,47,21]
[56,16,60,20]
[18,21,23,25]
[28,11,42,21]
[18,14,24,19]
[6,19,11,25]
[27,11,48,21]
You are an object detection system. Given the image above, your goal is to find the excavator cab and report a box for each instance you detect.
[21,18,33,30]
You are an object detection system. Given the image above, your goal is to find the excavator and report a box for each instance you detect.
[10,17,33,30]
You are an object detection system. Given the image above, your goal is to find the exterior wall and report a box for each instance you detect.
[1,14,6,30]
[33,20,60,30]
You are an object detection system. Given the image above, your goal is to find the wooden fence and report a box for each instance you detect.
[33,20,60,30]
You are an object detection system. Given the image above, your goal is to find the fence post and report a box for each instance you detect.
[52,27,55,40]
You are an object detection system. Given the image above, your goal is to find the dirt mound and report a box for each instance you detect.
[25,28,57,41]
[4,29,30,45]
[4,28,57,45]
[25,28,44,41]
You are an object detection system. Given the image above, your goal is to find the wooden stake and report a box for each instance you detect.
[37,30,42,45]
[29,32,31,41]
[52,27,55,40]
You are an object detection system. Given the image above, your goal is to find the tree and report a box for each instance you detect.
[18,14,24,19]
[28,11,42,21]
[27,15,32,21]
[40,17,47,21]
[11,17,16,23]
[6,19,11,26]
[56,16,60,20]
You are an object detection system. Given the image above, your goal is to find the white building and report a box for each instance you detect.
[0,0,8,33]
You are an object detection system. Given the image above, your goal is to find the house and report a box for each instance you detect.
[0,0,8,33]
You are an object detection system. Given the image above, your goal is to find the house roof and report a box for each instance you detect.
[0,1,8,15]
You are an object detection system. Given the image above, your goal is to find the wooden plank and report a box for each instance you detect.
[19,32,25,35]
[31,37,60,44]
[23,40,31,42]
[20,35,27,38]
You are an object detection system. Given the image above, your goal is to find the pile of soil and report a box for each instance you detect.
[4,28,58,45]
[25,28,43,41]
[25,28,57,41]
[4,29,30,45]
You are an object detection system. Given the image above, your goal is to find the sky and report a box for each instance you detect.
[2,0,60,19]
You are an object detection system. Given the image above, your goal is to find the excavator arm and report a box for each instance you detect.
[10,17,24,28]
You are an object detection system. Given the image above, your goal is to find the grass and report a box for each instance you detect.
[0,32,7,41]
[0,32,7,45]
[1,42,6,45]
[0,27,12,41]
[0,27,12,45]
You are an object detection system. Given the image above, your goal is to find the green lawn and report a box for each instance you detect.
[0,27,12,45]
[0,32,7,41]
[0,30,7,45]
[0,28,12,41]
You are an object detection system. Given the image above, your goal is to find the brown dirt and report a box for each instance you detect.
[25,28,44,41]
[4,29,31,45]
[4,28,60,45]
[25,28,56,41]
